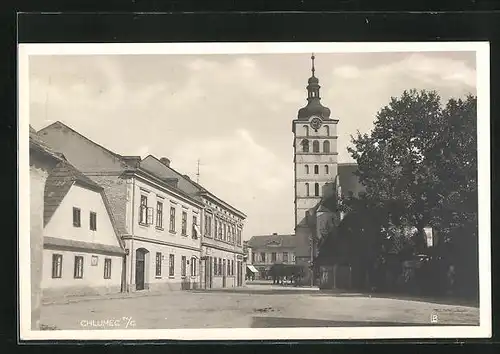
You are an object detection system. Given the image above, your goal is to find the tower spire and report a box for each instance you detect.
[311,53,315,77]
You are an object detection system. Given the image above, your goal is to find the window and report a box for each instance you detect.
[223,259,226,276]
[325,125,330,136]
[313,140,320,153]
[314,165,319,174]
[104,258,112,279]
[252,253,256,263]
[73,207,81,227]
[169,207,176,232]
[227,259,231,275]
[214,218,218,238]
[192,215,198,239]
[205,214,212,236]
[218,258,222,275]
[169,254,175,276]
[323,140,330,153]
[232,260,235,276]
[214,257,218,276]
[283,252,289,263]
[315,183,320,196]
[89,211,97,231]
[181,211,187,236]
[51,254,62,278]
[218,221,222,239]
[74,256,84,279]
[139,195,148,224]
[305,165,309,174]
[237,228,242,245]
[305,183,310,197]
[231,226,235,243]
[303,125,309,136]
[325,165,329,174]
[271,252,277,262]
[191,257,197,276]
[181,256,186,277]
[302,139,309,153]
[156,201,163,228]
[224,224,228,241]
[260,252,265,263]
[156,252,162,277]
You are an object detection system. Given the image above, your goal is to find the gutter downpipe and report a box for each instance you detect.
[129,175,136,292]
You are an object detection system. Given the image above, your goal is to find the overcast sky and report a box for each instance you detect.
[29,51,476,240]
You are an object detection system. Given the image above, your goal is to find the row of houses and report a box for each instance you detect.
[30,121,247,304]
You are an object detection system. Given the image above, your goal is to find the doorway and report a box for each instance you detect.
[135,248,148,291]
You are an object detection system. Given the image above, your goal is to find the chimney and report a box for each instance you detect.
[272,232,278,235]
[160,157,171,167]
[121,156,142,168]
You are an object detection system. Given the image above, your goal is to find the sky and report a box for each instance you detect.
[29,51,477,240]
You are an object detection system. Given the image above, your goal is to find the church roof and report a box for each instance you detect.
[298,99,331,120]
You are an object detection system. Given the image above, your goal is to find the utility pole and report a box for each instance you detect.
[196,159,200,184]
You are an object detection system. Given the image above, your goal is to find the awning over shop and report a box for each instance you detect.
[246,264,258,273]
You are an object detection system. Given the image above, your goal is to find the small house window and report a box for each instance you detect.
[74,256,84,279]
[104,258,112,279]
[271,252,277,262]
[139,195,148,224]
[156,201,163,228]
[181,211,187,236]
[283,252,289,263]
[73,207,81,227]
[169,206,176,232]
[89,211,97,231]
[52,254,62,278]
[192,215,198,239]
[169,254,175,276]
[313,140,320,153]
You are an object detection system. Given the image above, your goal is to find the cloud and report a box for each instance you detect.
[333,65,361,78]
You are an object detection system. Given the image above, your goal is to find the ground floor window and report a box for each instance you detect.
[104,258,112,279]
[52,254,62,278]
[181,256,187,277]
[74,256,84,279]
[191,257,197,276]
[169,254,175,276]
[214,257,218,276]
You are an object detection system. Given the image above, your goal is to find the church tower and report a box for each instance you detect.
[292,54,339,228]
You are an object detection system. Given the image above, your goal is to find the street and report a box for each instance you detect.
[40,283,480,330]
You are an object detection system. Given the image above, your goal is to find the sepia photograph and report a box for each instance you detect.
[18,42,491,341]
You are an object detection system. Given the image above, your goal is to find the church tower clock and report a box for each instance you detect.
[292,54,339,228]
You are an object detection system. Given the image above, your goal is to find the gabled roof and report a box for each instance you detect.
[44,160,103,226]
[247,234,296,249]
[29,125,65,162]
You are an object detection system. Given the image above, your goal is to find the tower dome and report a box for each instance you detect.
[297,54,331,120]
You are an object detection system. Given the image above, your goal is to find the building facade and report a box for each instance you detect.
[42,161,126,300]
[38,122,204,292]
[247,234,296,279]
[139,155,247,289]
[29,126,63,329]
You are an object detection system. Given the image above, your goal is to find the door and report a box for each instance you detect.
[222,259,227,288]
[135,248,146,291]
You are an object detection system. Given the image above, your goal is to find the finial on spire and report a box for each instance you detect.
[311,53,316,77]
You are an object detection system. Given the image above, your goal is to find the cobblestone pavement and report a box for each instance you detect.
[40,284,480,330]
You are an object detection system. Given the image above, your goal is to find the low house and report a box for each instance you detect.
[42,160,126,300]
[247,233,296,280]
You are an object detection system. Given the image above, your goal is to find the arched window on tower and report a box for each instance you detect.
[305,165,309,174]
[313,140,320,153]
[323,140,330,153]
[303,125,309,136]
[314,165,319,174]
[314,183,320,196]
[325,125,330,136]
[302,139,309,153]
[305,183,310,197]
[325,165,329,174]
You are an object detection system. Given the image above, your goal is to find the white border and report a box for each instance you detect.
[18,42,491,341]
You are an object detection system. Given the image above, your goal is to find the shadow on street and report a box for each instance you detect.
[250,316,471,328]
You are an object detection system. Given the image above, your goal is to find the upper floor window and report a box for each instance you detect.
[315,183,320,196]
[181,211,188,236]
[156,201,163,229]
[260,252,265,263]
[218,221,223,239]
[139,195,148,224]
[214,217,218,238]
[305,165,309,174]
[314,165,319,174]
[192,215,198,239]
[223,224,227,241]
[89,211,97,231]
[73,207,81,227]
[302,139,309,153]
[252,253,256,263]
[169,207,176,232]
[313,140,320,153]
[271,252,277,262]
[325,165,329,174]
[205,214,212,237]
[305,183,310,197]
[303,125,309,136]
[323,140,331,153]
[325,125,330,136]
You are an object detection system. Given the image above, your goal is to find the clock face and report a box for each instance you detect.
[310,116,322,130]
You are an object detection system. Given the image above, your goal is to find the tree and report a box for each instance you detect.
[348,90,477,247]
